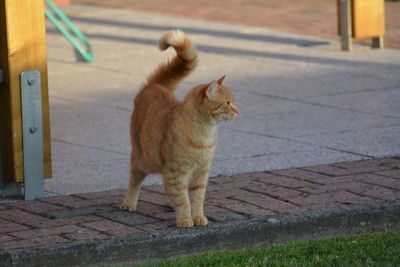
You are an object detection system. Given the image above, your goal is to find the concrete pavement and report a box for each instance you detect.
[43,4,400,195]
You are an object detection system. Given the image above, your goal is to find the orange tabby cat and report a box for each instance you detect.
[120,30,239,228]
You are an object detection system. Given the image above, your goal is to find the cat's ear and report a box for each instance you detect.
[205,80,219,99]
[217,75,226,85]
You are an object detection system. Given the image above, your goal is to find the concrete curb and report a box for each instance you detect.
[2,200,400,267]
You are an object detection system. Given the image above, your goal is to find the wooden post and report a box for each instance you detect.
[0,0,52,184]
[339,0,352,51]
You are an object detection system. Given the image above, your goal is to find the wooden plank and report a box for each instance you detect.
[352,0,385,39]
[0,0,52,183]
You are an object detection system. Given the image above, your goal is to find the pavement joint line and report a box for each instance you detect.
[213,203,261,218]
[296,167,372,178]
[228,196,278,211]
[140,200,171,209]
[316,85,400,98]
[378,173,400,179]
[255,179,326,194]
[215,151,307,162]
[0,216,37,230]
[51,95,132,112]
[36,198,80,210]
[50,55,142,75]
[85,64,143,76]
[262,174,326,186]
[52,138,129,156]
[355,179,400,192]
[298,146,374,160]
[240,188,303,207]
[225,126,376,160]
[342,189,376,200]
[76,224,115,238]
[247,90,400,120]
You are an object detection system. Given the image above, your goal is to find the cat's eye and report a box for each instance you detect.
[225,100,231,105]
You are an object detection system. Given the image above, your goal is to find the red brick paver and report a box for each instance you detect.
[81,220,144,236]
[0,158,399,252]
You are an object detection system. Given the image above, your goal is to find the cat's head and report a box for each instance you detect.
[202,76,239,123]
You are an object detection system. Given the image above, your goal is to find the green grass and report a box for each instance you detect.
[134,229,400,267]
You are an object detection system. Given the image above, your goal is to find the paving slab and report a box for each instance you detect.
[228,104,399,138]
[45,141,130,195]
[50,98,131,154]
[307,87,400,118]
[293,125,400,158]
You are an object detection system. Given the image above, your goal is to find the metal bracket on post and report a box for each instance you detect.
[20,70,44,200]
[339,0,352,51]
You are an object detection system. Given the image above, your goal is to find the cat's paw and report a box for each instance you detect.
[176,217,194,228]
[193,215,208,226]
[119,202,136,212]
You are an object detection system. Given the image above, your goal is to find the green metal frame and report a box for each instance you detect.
[45,0,94,62]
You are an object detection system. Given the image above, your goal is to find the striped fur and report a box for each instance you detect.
[120,30,239,228]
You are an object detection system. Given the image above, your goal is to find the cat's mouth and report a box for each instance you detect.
[220,114,237,122]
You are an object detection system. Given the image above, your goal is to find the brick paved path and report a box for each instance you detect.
[0,158,399,251]
[72,0,400,49]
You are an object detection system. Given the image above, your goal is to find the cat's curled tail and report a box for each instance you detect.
[146,30,198,91]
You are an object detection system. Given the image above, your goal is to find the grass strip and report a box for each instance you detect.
[133,229,400,267]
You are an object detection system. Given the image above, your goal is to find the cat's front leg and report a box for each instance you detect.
[189,169,209,226]
[163,171,193,228]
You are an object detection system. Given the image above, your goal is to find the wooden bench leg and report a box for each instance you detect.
[372,36,384,49]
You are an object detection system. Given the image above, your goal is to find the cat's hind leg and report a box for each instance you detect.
[120,167,146,212]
